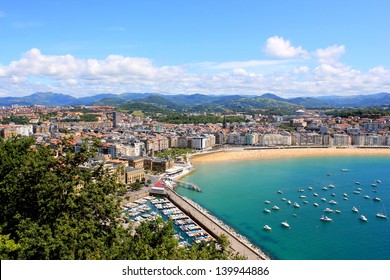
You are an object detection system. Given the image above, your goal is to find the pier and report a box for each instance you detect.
[165,187,269,260]
[174,180,202,192]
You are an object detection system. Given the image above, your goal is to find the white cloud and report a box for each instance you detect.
[264,36,308,58]
[315,45,345,64]
[208,59,293,70]
[0,48,390,98]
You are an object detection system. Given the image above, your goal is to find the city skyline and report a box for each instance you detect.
[1,0,390,97]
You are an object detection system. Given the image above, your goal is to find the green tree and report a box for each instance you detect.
[0,136,234,260]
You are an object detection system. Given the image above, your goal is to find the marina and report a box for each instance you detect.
[122,196,213,247]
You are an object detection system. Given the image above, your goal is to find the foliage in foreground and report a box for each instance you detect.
[0,137,232,260]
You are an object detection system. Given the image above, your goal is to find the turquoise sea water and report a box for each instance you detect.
[177,155,390,260]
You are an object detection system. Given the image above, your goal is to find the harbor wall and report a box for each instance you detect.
[165,187,270,260]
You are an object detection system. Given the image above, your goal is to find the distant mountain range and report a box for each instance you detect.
[1,92,390,111]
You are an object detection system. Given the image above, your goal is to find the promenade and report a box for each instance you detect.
[165,187,270,260]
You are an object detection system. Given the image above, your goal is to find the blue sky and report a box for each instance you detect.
[0,0,390,97]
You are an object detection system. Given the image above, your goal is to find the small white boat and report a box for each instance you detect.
[321,197,327,202]
[272,205,280,210]
[328,184,335,188]
[360,215,368,222]
[265,200,271,204]
[324,208,333,213]
[329,200,338,205]
[299,195,307,198]
[313,203,319,207]
[364,195,370,199]
[313,193,318,197]
[373,197,381,202]
[281,198,287,201]
[277,190,283,194]
[371,184,377,187]
[352,206,359,213]
[293,202,300,208]
[281,221,290,228]
[264,208,271,213]
[263,225,272,231]
[343,193,348,197]
[343,197,348,200]
[308,186,313,190]
[376,179,382,183]
[331,193,336,197]
[303,200,309,204]
[322,187,328,191]
[376,206,388,219]
[341,168,348,172]
[320,215,333,222]
[287,200,292,205]
[298,189,305,192]
[353,191,361,194]
[355,182,361,185]
[356,188,362,191]
[335,210,341,214]
[376,212,388,219]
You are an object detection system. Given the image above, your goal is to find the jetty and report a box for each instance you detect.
[165,187,269,260]
[174,180,202,192]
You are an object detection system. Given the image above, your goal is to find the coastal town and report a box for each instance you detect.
[1,103,390,186]
[1,103,390,259]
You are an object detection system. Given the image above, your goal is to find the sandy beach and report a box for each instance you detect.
[191,147,390,163]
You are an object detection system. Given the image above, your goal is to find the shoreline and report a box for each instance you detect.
[190,146,390,163]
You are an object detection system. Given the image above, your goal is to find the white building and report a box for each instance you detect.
[191,136,207,150]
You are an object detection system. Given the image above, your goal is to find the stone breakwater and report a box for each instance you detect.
[166,187,270,260]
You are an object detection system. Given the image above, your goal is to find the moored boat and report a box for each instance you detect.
[352,206,359,213]
[272,205,280,210]
[263,225,272,231]
[364,195,370,199]
[308,186,313,190]
[324,208,333,213]
[376,212,388,219]
[355,182,361,185]
[320,215,332,222]
[264,200,271,204]
[335,210,341,214]
[376,205,388,219]
[293,202,300,208]
[360,215,368,222]
[313,203,319,207]
[341,168,348,172]
[328,184,335,188]
[373,197,381,202]
[329,200,338,205]
[281,221,290,228]
[321,197,327,202]
[371,184,377,187]
[313,193,318,197]
[322,187,328,190]
[376,179,382,183]
[263,208,271,213]
[277,190,283,194]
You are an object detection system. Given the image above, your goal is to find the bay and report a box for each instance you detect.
[177,155,390,260]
